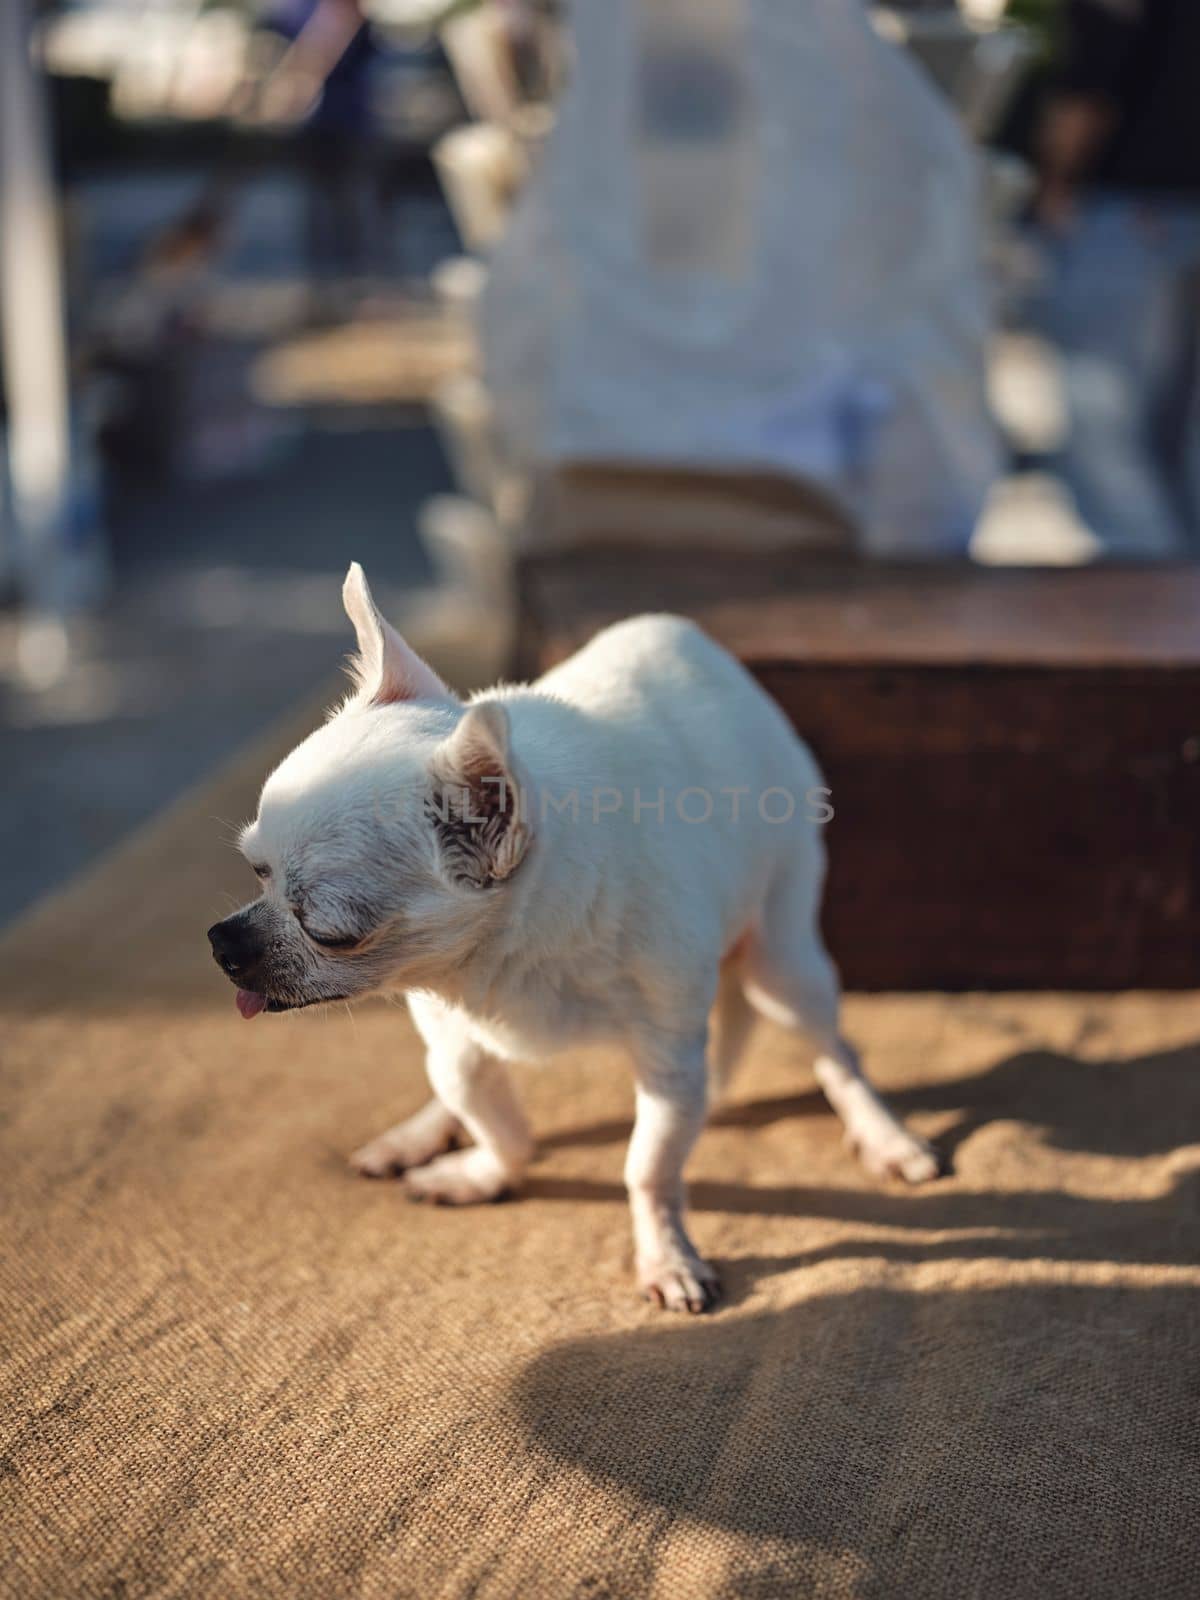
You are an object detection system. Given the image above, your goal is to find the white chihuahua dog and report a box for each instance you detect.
[208,564,938,1311]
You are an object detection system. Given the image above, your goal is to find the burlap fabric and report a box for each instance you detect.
[2,684,1198,1599]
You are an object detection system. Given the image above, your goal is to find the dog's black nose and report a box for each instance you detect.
[208,917,258,980]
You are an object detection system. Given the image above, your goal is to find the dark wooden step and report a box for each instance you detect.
[516,552,1200,989]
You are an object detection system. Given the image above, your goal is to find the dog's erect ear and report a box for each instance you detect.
[429,701,529,887]
[342,561,451,706]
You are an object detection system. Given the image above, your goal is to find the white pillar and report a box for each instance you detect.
[0,0,73,685]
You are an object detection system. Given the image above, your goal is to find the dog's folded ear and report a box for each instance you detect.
[342,561,452,707]
[428,702,530,887]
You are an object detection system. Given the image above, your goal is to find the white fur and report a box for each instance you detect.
[225,564,938,1313]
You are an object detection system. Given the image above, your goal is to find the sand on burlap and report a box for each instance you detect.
[2,666,1199,1600]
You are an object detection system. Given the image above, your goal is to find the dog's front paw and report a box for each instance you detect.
[850,1125,942,1185]
[350,1103,461,1178]
[404,1148,514,1205]
[351,1136,416,1179]
[639,1251,722,1314]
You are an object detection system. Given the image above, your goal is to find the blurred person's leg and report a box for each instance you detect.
[341,125,386,283]
[1035,196,1187,558]
[301,128,334,275]
[1150,214,1200,550]
[301,126,353,318]
[1179,285,1200,551]
[332,139,369,279]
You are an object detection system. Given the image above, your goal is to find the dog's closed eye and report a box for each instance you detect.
[308,931,360,952]
[297,917,361,952]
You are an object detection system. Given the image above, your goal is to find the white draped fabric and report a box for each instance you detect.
[481,0,1000,555]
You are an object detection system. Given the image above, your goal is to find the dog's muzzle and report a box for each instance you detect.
[207,912,351,1018]
[208,914,271,1018]
[208,914,262,982]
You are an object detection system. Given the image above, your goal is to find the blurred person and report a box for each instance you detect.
[1031,0,1200,557]
[263,0,381,318]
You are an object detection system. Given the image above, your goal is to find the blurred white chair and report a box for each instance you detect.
[432,122,527,252]
[419,492,512,605]
[429,255,488,323]
[423,8,556,604]
[440,9,522,126]
[430,371,502,506]
[413,493,515,674]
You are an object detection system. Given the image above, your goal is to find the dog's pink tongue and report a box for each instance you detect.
[236,989,266,1020]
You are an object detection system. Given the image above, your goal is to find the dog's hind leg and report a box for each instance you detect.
[627,1028,721,1313]
[743,861,940,1184]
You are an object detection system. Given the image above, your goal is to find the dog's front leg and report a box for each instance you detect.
[626,1035,719,1313]
[402,1009,533,1205]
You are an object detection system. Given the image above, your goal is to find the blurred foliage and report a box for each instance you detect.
[1005,0,1064,61]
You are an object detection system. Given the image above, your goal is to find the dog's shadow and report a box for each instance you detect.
[527,1039,1200,1283]
[512,1278,1200,1596]
[542,1038,1200,1165]
[513,1042,1200,1592]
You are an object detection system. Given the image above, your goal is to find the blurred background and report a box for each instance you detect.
[1,0,1197,924]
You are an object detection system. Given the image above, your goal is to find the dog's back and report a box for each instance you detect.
[532,612,818,805]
